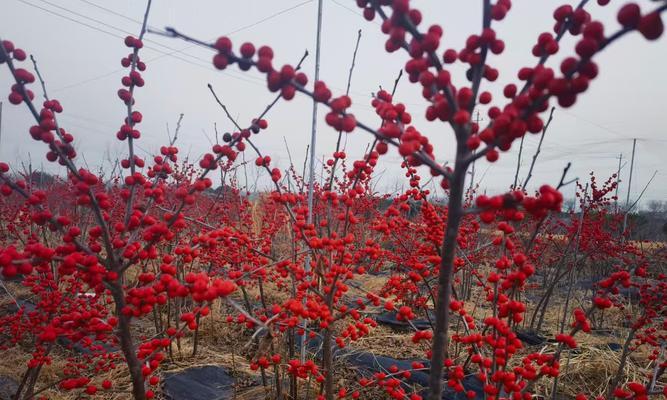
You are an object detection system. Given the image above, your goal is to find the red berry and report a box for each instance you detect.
[214,37,232,53]
[240,42,256,58]
[617,3,641,28]
[124,36,136,47]
[575,38,598,58]
[2,40,15,52]
[12,48,26,61]
[453,110,470,125]
[553,5,573,22]
[638,12,664,41]
[8,91,23,105]
[443,49,457,63]
[479,91,492,104]
[213,54,229,70]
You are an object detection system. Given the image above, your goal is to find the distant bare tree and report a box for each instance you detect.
[647,200,667,214]
[563,197,577,213]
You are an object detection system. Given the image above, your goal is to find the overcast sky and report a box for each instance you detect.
[1,0,665,206]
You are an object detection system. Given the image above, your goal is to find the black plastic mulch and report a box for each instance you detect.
[375,311,434,331]
[162,365,236,400]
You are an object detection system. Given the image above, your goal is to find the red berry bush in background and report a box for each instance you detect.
[1,1,666,400]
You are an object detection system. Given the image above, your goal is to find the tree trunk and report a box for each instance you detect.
[322,328,334,400]
[428,144,467,400]
[111,283,146,400]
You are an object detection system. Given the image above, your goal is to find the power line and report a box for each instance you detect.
[19,0,267,85]
[54,117,112,138]
[14,0,313,91]
[57,113,117,130]
[16,0,130,42]
[32,0,169,49]
[15,0,212,69]
[329,0,381,26]
[18,0,388,108]
[560,109,637,140]
[75,0,156,27]
[75,0,319,42]
[214,0,316,36]
[523,137,665,156]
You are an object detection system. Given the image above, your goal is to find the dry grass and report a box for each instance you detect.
[2,254,665,400]
[0,344,141,400]
[0,295,268,400]
[353,325,428,361]
[533,344,660,399]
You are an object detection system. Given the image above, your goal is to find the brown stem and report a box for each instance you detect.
[522,107,555,188]
[192,313,201,357]
[607,327,637,399]
[110,283,146,400]
[428,139,468,400]
[327,29,362,190]
[20,363,44,400]
[122,0,153,229]
[322,328,334,400]
[13,366,35,400]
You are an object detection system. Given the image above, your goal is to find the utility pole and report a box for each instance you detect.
[302,0,323,363]
[469,110,479,193]
[0,101,3,152]
[621,139,637,238]
[614,153,622,213]
[625,139,636,209]
[513,127,525,189]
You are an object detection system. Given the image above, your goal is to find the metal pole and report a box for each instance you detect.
[302,0,323,362]
[469,111,479,192]
[614,153,622,213]
[625,139,636,209]
[621,139,637,238]
[0,102,3,152]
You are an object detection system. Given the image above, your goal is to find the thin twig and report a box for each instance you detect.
[328,29,362,189]
[523,107,555,188]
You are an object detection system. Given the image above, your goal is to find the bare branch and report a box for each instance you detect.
[522,107,555,188]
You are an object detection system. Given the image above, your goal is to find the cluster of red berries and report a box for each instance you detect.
[117,36,146,106]
[326,95,357,133]
[2,40,34,105]
[617,4,664,40]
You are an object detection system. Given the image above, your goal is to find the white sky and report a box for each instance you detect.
[1,0,665,206]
